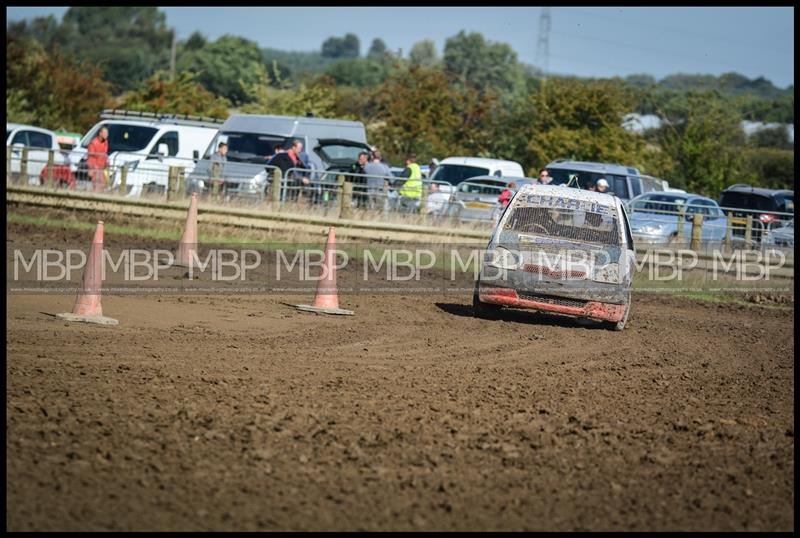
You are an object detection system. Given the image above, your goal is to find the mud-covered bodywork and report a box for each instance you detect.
[475,184,635,328]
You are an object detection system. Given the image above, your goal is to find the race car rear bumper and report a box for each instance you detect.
[478,285,627,322]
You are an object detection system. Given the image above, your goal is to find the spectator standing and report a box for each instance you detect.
[266,144,284,166]
[349,151,369,207]
[498,181,517,209]
[364,150,392,211]
[398,153,423,212]
[596,178,613,195]
[429,158,440,179]
[267,140,308,201]
[495,181,517,225]
[537,168,551,185]
[86,126,109,193]
[210,141,228,163]
[209,141,228,193]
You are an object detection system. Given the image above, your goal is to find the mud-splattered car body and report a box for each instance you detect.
[473,184,636,330]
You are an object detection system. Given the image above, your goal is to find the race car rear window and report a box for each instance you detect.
[503,204,619,246]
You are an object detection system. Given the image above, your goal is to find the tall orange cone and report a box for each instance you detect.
[174,193,198,267]
[294,227,354,316]
[56,221,118,325]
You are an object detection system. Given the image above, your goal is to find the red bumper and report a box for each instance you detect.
[479,286,626,322]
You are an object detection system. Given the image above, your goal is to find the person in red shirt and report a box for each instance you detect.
[86,126,109,192]
[498,181,517,209]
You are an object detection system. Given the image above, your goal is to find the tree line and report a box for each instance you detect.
[6,7,794,195]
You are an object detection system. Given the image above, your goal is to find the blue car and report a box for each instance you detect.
[627,192,727,245]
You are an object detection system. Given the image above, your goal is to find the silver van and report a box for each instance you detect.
[544,159,644,201]
[186,114,371,197]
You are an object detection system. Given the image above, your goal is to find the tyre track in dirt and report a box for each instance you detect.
[6,219,795,531]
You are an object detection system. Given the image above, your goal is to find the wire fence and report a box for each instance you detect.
[6,144,794,253]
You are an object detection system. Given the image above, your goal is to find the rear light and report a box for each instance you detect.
[760,214,778,224]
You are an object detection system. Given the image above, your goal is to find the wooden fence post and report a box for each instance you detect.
[744,215,753,245]
[271,169,282,207]
[418,180,428,215]
[675,207,686,245]
[724,213,733,249]
[340,181,353,220]
[6,146,11,183]
[690,213,703,251]
[20,147,29,185]
[166,166,176,201]
[211,161,221,199]
[119,164,128,194]
[336,175,346,213]
[46,149,55,188]
[176,166,185,197]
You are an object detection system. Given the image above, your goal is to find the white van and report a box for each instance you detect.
[430,157,525,186]
[425,156,525,215]
[69,110,222,197]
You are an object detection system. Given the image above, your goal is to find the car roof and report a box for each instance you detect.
[721,184,794,198]
[516,183,621,207]
[546,159,639,176]
[460,175,538,184]
[221,114,366,142]
[439,156,524,169]
[96,119,215,132]
[6,123,56,135]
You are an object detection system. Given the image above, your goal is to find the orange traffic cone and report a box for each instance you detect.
[56,221,118,325]
[174,193,198,267]
[294,227,354,316]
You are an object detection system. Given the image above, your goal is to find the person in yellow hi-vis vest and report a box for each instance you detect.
[398,153,422,212]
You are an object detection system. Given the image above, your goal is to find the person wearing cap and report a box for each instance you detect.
[596,178,613,195]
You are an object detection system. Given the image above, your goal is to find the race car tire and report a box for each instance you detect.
[472,282,502,319]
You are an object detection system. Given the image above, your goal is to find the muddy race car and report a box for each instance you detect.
[473,184,635,330]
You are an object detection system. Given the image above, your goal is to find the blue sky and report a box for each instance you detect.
[6,6,795,88]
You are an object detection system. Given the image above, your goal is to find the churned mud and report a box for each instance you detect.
[6,219,794,531]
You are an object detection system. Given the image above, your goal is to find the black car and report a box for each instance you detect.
[718,184,794,242]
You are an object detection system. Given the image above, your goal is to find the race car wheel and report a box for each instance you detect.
[604,292,631,331]
[473,282,502,319]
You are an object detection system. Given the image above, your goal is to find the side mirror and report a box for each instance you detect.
[193,150,199,161]
[157,143,169,157]
[12,142,24,150]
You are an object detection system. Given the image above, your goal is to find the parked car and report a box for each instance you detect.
[718,184,794,243]
[627,192,728,245]
[763,218,794,249]
[442,176,538,223]
[6,123,68,185]
[186,114,371,199]
[54,130,82,150]
[473,183,635,331]
[544,159,644,201]
[429,157,525,187]
[637,174,670,193]
[69,109,221,196]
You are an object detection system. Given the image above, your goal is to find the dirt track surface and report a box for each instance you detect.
[6,221,795,531]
